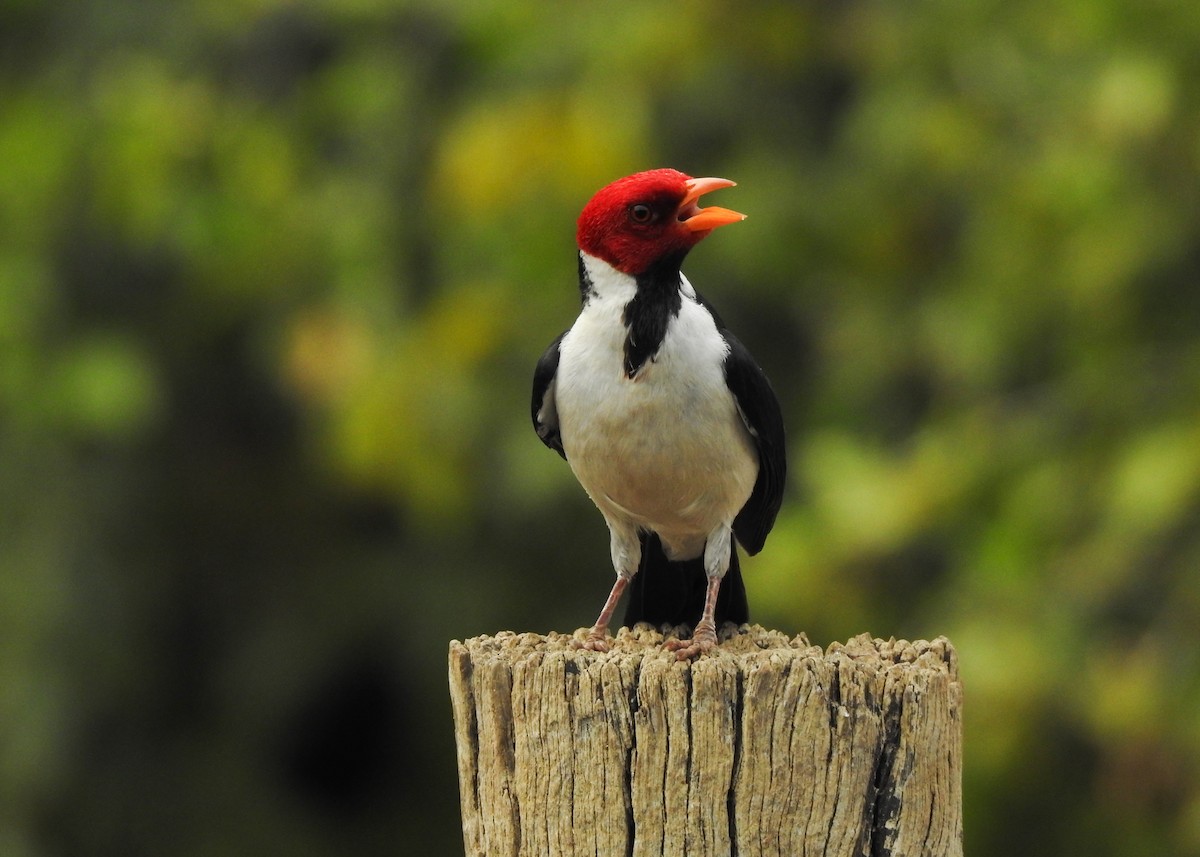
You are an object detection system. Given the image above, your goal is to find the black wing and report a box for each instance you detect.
[723,329,787,555]
[531,331,568,459]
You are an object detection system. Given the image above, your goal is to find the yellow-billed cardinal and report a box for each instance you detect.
[532,169,786,658]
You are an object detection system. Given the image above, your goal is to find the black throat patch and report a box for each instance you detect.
[577,253,596,305]
[621,251,688,378]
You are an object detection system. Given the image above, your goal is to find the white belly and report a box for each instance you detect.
[555,297,758,558]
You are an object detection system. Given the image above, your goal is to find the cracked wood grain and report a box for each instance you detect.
[448,625,963,857]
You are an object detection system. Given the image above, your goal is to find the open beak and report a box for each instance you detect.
[678,176,746,233]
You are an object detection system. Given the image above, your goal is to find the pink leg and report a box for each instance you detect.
[665,575,723,660]
[573,576,629,652]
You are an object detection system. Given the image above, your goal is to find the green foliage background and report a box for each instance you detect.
[3,1,1199,854]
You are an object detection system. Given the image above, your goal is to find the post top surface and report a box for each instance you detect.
[450,623,958,678]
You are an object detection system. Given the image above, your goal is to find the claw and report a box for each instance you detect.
[664,621,719,660]
[571,626,612,652]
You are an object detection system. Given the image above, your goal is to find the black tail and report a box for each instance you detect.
[622,532,750,629]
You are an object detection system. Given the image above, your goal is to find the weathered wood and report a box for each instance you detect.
[448,624,962,857]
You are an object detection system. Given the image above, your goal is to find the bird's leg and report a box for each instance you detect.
[574,523,640,652]
[665,575,722,659]
[666,523,732,660]
[575,575,629,652]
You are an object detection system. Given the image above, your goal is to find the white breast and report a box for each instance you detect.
[554,258,758,559]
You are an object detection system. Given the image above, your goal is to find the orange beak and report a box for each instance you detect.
[678,176,746,232]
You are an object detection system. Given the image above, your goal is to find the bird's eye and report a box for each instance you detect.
[629,204,654,224]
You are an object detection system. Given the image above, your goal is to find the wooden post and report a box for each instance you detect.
[448,624,962,857]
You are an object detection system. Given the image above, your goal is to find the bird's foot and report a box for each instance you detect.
[665,620,719,660]
[571,625,612,652]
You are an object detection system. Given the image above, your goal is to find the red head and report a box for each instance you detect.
[575,168,746,275]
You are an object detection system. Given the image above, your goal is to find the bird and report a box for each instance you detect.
[531,168,786,659]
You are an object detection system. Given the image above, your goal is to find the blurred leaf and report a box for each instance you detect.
[49,334,162,440]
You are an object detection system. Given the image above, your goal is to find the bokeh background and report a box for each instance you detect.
[4,1,1200,854]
